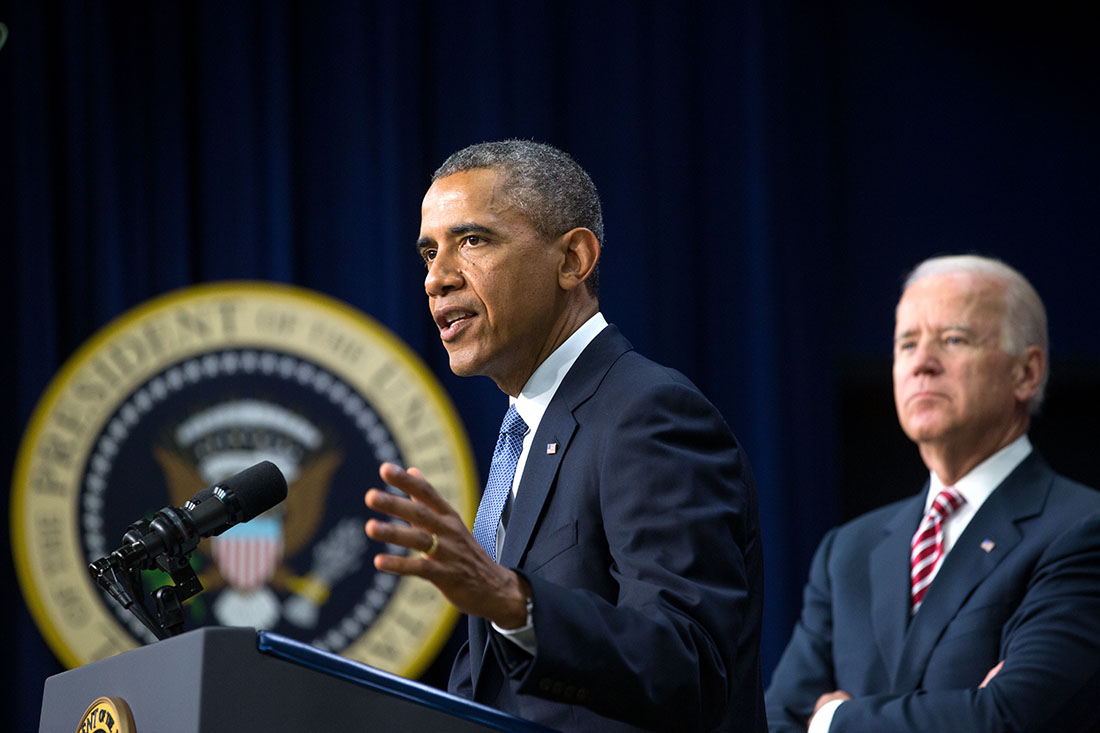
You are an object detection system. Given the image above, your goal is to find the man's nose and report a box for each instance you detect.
[425,247,463,296]
[910,339,943,375]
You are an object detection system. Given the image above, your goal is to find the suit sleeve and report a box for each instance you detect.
[830,510,1100,732]
[503,378,763,730]
[765,528,842,732]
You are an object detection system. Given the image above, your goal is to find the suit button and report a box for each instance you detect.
[576,688,589,701]
[539,678,552,692]
[552,681,565,695]
[564,685,576,700]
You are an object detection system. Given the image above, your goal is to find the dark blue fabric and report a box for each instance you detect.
[765,453,1100,731]
[2,3,1098,731]
[454,326,765,731]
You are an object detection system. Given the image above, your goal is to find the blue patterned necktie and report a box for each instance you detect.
[472,404,529,560]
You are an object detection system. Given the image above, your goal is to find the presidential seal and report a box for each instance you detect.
[76,696,135,733]
[11,282,477,678]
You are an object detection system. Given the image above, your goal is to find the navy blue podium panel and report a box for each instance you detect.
[39,627,555,732]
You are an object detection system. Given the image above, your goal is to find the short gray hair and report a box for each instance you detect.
[432,139,603,296]
[903,254,1049,412]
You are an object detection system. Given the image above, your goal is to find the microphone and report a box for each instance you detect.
[89,460,287,639]
[118,460,288,565]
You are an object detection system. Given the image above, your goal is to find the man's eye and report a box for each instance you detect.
[421,249,438,264]
[461,235,483,246]
[944,335,967,346]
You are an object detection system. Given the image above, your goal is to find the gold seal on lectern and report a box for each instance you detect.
[76,696,135,733]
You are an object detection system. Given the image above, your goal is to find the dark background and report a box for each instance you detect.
[2,1,1097,729]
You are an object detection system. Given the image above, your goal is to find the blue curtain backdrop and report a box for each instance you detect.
[2,1,1098,727]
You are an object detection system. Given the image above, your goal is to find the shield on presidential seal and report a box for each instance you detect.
[211,517,285,591]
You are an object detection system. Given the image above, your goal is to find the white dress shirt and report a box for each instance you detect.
[811,434,1033,732]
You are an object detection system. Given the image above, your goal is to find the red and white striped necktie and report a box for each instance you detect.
[910,487,966,614]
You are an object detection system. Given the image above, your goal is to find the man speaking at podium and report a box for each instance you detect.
[364,140,766,731]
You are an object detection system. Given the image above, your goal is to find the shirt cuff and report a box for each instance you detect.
[808,699,843,733]
[491,619,537,656]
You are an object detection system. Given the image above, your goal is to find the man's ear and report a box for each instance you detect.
[1013,345,1045,404]
[557,228,600,292]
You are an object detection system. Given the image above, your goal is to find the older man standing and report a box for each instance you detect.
[766,255,1100,731]
[364,140,766,731]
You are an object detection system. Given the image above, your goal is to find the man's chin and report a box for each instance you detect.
[901,418,951,444]
[445,352,483,378]
[898,406,950,440]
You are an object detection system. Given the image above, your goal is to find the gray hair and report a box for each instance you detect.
[903,254,1049,412]
[432,139,603,296]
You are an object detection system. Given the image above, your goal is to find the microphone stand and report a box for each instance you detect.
[88,518,205,640]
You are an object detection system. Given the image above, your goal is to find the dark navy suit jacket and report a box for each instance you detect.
[448,326,767,732]
[766,451,1100,731]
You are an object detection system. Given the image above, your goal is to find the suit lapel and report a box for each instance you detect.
[894,452,1052,692]
[869,494,925,688]
[471,325,632,691]
[497,409,575,569]
[468,615,488,695]
[498,326,629,569]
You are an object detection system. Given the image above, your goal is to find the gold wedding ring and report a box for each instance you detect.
[422,532,439,558]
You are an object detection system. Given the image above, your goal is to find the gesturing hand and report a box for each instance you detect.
[364,462,530,629]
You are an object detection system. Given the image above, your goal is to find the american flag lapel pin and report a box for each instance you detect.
[980,539,995,553]
[546,442,558,455]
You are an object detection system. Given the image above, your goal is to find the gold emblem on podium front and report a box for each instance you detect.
[76,696,135,733]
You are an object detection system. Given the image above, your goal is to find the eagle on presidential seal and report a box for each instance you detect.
[151,398,367,631]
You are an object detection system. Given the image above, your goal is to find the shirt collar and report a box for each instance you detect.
[511,312,608,430]
[926,433,1033,513]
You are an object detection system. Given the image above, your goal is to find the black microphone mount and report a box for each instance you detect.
[88,460,288,640]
